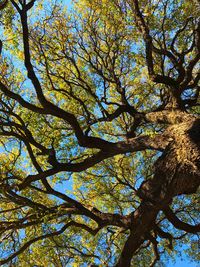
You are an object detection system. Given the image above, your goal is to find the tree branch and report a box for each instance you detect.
[163,207,200,233]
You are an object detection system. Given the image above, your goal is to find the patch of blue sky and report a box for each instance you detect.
[167,253,198,267]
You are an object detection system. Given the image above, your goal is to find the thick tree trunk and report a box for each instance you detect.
[116,116,200,266]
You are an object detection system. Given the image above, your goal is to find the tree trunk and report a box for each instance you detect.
[116,116,200,266]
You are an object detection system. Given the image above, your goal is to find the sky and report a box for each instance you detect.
[168,259,198,267]
[0,0,197,266]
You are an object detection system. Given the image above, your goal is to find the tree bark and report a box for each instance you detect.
[116,115,200,266]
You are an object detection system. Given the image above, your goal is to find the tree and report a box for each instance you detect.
[0,0,199,266]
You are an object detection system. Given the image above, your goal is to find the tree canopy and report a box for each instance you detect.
[0,0,199,266]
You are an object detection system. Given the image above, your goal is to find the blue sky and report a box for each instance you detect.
[168,259,198,267]
[0,0,196,266]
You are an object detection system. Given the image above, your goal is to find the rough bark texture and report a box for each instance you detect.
[116,116,200,266]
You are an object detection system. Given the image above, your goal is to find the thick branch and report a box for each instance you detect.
[18,133,170,189]
[163,207,200,234]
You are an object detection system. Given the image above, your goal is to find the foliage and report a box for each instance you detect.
[0,0,199,266]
